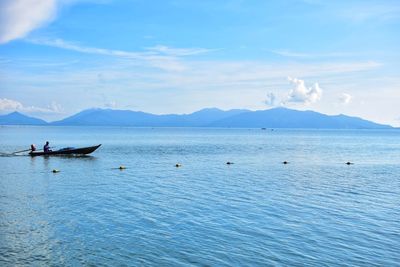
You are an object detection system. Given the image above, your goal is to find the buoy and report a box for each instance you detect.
[52,169,60,173]
[283,161,289,164]
[175,163,182,167]
[119,165,126,170]
[226,161,234,165]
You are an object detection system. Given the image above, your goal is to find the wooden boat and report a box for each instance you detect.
[29,144,101,156]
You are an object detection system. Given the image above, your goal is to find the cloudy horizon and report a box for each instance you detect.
[1,0,399,126]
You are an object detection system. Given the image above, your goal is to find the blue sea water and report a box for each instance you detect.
[0,126,399,266]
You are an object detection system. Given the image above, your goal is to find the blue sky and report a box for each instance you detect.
[0,0,399,125]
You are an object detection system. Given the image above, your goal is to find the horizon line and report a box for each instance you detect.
[0,107,394,128]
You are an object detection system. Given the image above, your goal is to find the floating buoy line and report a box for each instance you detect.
[1,153,358,174]
[46,160,357,173]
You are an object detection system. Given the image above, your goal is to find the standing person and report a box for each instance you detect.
[43,141,51,152]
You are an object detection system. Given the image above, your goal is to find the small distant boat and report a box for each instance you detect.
[29,144,101,157]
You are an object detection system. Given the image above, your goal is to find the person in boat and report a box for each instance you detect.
[43,141,52,152]
[30,144,36,152]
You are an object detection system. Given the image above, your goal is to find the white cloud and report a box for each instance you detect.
[271,50,351,59]
[284,77,322,105]
[29,38,145,58]
[28,38,217,72]
[104,101,117,108]
[264,92,276,106]
[146,45,215,56]
[27,37,382,76]
[272,50,312,58]
[0,98,24,110]
[30,39,215,59]
[47,101,63,113]
[0,39,384,120]
[0,98,62,114]
[339,93,352,104]
[0,0,57,44]
[0,1,110,44]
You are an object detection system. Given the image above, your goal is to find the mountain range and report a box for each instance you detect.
[0,108,393,129]
[0,111,48,125]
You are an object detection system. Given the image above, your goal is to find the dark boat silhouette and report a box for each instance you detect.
[29,144,101,156]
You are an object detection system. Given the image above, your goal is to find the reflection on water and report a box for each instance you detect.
[1,127,400,266]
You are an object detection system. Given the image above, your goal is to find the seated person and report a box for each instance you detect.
[43,141,52,152]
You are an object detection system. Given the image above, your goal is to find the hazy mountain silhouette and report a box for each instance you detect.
[0,112,47,125]
[0,108,393,129]
[50,108,249,127]
[209,108,391,129]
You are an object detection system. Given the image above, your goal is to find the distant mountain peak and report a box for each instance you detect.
[8,111,24,116]
[190,107,225,114]
[0,111,47,125]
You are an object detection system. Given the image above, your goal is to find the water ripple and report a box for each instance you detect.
[1,127,400,266]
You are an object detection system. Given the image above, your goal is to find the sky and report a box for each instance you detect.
[0,0,399,125]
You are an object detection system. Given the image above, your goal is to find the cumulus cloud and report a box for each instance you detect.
[285,77,322,105]
[47,101,63,113]
[0,98,24,110]
[0,98,62,114]
[0,0,58,44]
[339,93,352,104]
[264,92,276,106]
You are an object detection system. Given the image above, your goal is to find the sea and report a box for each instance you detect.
[0,126,399,266]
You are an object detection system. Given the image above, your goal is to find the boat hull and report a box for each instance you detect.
[29,144,101,156]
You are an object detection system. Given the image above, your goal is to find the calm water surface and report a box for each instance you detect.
[0,126,399,266]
